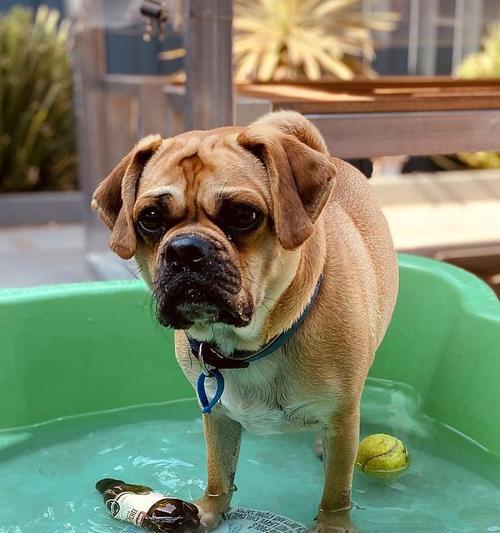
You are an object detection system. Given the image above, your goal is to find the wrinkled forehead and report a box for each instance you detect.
[136,132,269,205]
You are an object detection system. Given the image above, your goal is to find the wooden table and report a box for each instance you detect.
[235,77,500,158]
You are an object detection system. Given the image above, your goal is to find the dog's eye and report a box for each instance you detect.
[221,202,262,234]
[138,206,164,234]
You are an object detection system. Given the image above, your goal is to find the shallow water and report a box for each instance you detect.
[0,379,498,533]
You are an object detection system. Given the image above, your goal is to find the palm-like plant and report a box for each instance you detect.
[233,0,398,82]
[0,6,76,192]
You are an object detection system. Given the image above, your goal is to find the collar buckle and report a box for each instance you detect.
[193,341,250,370]
[198,343,214,376]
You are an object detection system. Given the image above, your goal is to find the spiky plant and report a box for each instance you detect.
[455,23,500,169]
[233,0,398,82]
[458,23,500,78]
[0,6,76,192]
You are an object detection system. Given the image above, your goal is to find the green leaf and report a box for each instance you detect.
[0,6,76,192]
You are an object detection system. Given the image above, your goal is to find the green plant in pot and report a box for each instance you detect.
[0,6,76,192]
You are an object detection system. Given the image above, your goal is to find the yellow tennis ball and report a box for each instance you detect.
[356,434,410,477]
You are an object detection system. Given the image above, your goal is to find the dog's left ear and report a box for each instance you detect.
[91,135,162,259]
[237,111,336,250]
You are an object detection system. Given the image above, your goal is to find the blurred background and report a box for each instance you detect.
[1,0,499,295]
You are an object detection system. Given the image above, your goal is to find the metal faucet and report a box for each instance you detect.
[140,0,168,41]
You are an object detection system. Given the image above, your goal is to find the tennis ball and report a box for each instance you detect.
[356,433,410,477]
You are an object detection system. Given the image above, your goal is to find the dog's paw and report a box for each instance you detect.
[308,525,359,533]
[198,509,223,530]
[308,510,359,533]
[308,522,359,533]
[194,495,230,530]
[314,433,323,461]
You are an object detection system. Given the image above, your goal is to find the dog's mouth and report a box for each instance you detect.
[152,233,255,330]
[153,271,254,330]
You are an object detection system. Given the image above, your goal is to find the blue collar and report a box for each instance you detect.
[187,276,323,414]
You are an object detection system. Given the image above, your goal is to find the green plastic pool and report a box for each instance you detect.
[1,254,499,533]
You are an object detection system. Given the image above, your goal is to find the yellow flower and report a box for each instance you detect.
[456,23,500,169]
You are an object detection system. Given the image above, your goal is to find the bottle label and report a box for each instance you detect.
[107,491,166,526]
[216,508,307,533]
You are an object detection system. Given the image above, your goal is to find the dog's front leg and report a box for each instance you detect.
[312,405,360,533]
[195,410,242,529]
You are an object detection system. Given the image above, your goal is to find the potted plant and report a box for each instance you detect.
[233,0,398,82]
[0,5,81,226]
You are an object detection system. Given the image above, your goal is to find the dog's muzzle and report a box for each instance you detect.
[153,233,253,329]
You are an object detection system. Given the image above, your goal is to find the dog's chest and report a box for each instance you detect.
[211,358,332,435]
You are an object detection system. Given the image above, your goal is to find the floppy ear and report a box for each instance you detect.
[237,111,336,250]
[91,134,162,259]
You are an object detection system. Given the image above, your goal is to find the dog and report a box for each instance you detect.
[92,111,398,533]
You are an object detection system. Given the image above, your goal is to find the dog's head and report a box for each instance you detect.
[92,112,336,330]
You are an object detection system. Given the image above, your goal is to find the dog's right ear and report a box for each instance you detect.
[91,134,162,259]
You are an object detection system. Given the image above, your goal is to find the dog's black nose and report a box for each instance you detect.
[166,235,209,266]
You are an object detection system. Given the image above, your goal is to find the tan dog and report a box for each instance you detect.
[92,111,398,533]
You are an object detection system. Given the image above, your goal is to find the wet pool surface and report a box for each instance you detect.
[1,379,499,533]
